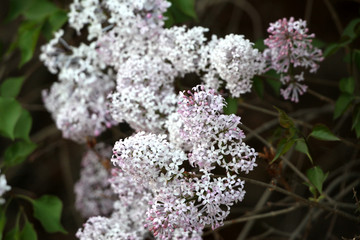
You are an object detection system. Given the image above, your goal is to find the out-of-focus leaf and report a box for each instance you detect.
[19,221,37,240]
[4,226,20,240]
[271,138,295,163]
[295,138,312,163]
[17,21,42,67]
[254,38,265,51]
[323,43,341,57]
[252,76,264,98]
[312,38,326,48]
[224,97,238,115]
[342,18,360,40]
[339,77,355,94]
[30,195,67,233]
[5,0,34,21]
[13,109,32,142]
[334,93,354,119]
[0,76,25,98]
[309,124,340,141]
[0,98,22,139]
[170,0,196,19]
[0,207,6,240]
[264,70,281,96]
[23,0,58,21]
[42,10,68,40]
[274,106,295,129]
[306,166,328,194]
[165,0,196,26]
[352,105,360,138]
[354,49,360,71]
[4,141,37,167]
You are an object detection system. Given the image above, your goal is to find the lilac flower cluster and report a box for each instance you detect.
[263,17,323,102]
[102,86,256,239]
[74,144,115,218]
[39,0,326,238]
[0,170,11,205]
[76,169,152,239]
[40,30,116,143]
[206,34,265,97]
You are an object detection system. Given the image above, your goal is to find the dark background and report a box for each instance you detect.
[1,0,360,239]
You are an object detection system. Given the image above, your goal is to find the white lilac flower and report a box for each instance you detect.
[175,85,257,173]
[263,17,323,102]
[207,34,265,97]
[41,38,116,143]
[74,144,115,218]
[111,132,186,188]
[159,26,209,75]
[0,170,11,205]
[108,84,177,134]
[76,169,152,240]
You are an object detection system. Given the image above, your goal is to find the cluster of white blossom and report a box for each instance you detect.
[77,169,152,239]
[74,144,115,218]
[102,86,256,239]
[39,0,325,238]
[205,34,265,97]
[263,17,323,102]
[0,170,11,205]
[40,30,116,143]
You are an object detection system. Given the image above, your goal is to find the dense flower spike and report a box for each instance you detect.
[175,85,257,173]
[77,169,152,239]
[111,132,186,188]
[0,170,11,205]
[263,17,323,102]
[74,144,115,218]
[41,35,116,143]
[207,34,265,97]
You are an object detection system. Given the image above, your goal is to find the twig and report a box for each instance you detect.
[241,176,360,222]
[223,204,301,227]
[237,187,272,240]
[307,89,335,104]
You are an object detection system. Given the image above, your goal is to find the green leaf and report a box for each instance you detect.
[354,49,360,71]
[4,227,20,240]
[4,141,37,167]
[13,109,32,142]
[334,93,354,119]
[164,0,197,26]
[30,195,67,233]
[295,138,313,163]
[254,38,265,51]
[223,97,238,115]
[170,0,196,19]
[23,0,58,21]
[19,221,37,240]
[0,207,6,240]
[42,10,68,40]
[306,166,328,194]
[323,43,340,57]
[0,77,25,98]
[252,76,264,98]
[17,21,42,67]
[342,18,360,40]
[311,38,326,49]
[5,0,35,21]
[352,104,360,130]
[309,124,340,141]
[273,106,295,129]
[264,70,281,96]
[271,138,295,163]
[355,121,360,139]
[0,97,22,139]
[339,77,355,94]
